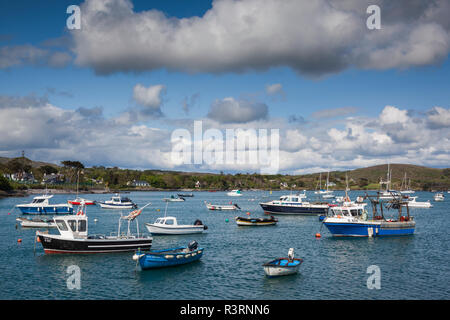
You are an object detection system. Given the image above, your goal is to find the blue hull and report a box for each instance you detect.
[18,206,73,215]
[139,247,203,269]
[324,222,415,237]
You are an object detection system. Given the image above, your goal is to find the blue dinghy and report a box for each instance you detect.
[134,241,203,270]
[263,248,303,277]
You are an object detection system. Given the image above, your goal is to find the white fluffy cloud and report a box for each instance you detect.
[0,94,448,173]
[71,0,450,76]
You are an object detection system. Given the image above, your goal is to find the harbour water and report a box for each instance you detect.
[1,191,448,300]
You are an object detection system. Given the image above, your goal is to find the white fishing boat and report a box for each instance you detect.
[403,196,432,208]
[263,248,303,277]
[205,201,241,210]
[36,203,152,254]
[434,193,445,201]
[99,194,137,209]
[227,189,242,196]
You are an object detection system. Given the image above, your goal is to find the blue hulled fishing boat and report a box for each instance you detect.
[134,241,203,269]
[323,194,415,237]
[16,194,73,215]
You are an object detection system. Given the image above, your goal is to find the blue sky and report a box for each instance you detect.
[0,0,449,173]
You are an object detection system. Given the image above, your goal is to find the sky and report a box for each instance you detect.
[0,0,449,174]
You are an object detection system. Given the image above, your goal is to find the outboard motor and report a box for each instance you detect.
[288,248,295,262]
[193,219,203,225]
[234,203,241,209]
[188,240,198,251]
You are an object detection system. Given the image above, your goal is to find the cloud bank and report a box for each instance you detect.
[71,0,450,76]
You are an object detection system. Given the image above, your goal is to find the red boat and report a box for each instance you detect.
[67,197,96,205]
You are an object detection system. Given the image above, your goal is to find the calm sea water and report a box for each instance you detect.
[0,190,448,300]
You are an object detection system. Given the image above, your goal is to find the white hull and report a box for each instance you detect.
[99,203,135,209]
[205,203,238,210]
[145,223,205,235]
[16,218,56,228]
[263,265,299,277]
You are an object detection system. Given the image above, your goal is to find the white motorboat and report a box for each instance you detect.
[99,194,137,209]
[16,217,57,228]
[227,189,242,196]
[145,217,207,235]
[403,196,432,208]
[163,195,185,202]
[260,194,329,215]
[205,201,241,210]
[434,193,445,201]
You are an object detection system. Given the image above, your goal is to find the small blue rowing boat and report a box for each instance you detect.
[263,248,303,277]
[134,241,203,270]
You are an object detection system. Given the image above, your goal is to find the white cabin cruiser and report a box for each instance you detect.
[145,217,207,235]
[260,194,329,215]
[99,194,137,209]
[227,189,242,196]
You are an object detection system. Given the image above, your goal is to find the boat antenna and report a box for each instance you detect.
[164,200,169,218]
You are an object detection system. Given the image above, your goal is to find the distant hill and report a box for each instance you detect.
[0,156,448,191]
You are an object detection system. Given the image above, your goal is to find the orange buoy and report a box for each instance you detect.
[315,233,321,238]
[246,212,251,216]
[36,237,41,243]
[17,238,22,243]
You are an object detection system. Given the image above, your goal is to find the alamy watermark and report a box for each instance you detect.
[366,265,381,290]
[67,265,81,290]
[171,121,280,174]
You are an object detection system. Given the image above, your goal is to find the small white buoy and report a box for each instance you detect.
[94,218,98,222]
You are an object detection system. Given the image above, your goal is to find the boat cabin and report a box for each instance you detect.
[53,215,88,239]
[30,195,53,204]
[330,206,365,218]
[154,216,178,226]
[272,194,305,205]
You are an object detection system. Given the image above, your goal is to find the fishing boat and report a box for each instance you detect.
[205,201,240,210]
[323,195,415,237]
[235,216,278,226]
[434,193,445,201]
[227,189,242,196]
[263,248,303,277]
[16,217,56,228]
[403,196,432,208]
[99,194,137,209]
[163,195,185,202]
[16,194,73,215]
[259,194,329,215]
[133,241,203,269]
[36,203,152,254]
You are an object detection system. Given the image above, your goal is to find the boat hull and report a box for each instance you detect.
[263,258,302,277]
[37,234,152,254]
[138,247,203,269]
[260,203,328,215]
[145,223,205,235]
[323,220,415,237]
[99,203,136,209]
[16,218,56,228]
[17,205,73,215]
[235,217,277,226]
